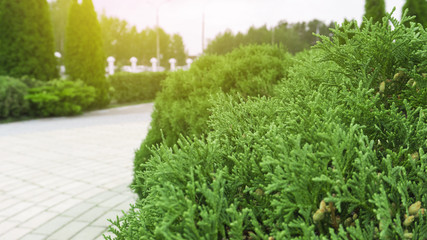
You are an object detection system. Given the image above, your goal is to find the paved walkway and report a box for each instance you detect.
[0,103,153,240]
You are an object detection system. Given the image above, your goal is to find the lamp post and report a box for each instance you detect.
[147,0,171,67]
[202,0,208,54]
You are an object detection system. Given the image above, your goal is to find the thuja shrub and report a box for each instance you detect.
[0,76,30,119]
[109,71,168,103]
[25,79,96,117]
[108,14,426,239]
[133,44,293,197]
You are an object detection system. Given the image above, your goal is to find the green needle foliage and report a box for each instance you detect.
[364,0,386,23]
[108,12,427,239]
[402,0,427,27]
[64,0,109,107]
[0,76,30,118]
[132,45,293,198]
[0,0,58,80]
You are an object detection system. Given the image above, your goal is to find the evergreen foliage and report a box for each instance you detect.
[50,0,72,53]
[0,76,95,119]
[109,72,168,104]
[133,45,293,198]
[0,76,30,119]
[205,20,334,55]
[170,34,187,66]
[364,0,386,23]
[64,0,109,107]
[107,12,427,239]
[25,79,96,117]
[402,0,427,27]
[0,0,58,80]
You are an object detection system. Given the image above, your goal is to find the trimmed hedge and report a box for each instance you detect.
[107,13,427,239]
[25,79,96,117]
[133,44,294,197]
[0,77,97,120]
[0,76,30,118]
[109,71,168,103]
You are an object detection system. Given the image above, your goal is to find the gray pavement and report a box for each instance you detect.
[0,103,154,240]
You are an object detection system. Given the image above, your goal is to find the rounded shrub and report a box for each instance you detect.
[25,79,96,117]
[0,76,29,119]
[109,71,168,103]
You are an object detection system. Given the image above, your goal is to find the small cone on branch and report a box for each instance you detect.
[313,209,325,223]
[409,201,421,216]
[403,215,415,227]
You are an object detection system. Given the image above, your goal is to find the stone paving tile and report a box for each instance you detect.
[86,191,121,204]
[62,203,94,219]
[20,233,48,240]
[70,226,106,240]
[0,202,34,217]
[33,216,73,235]
[0,221,19,236]
[99,194,131,208]
[77,206,110,223]
[75,187,107,200]
[47,221,88,240]
[91,210,123,227]
[20,211,58,229]
[0,227,33,240]
[9,205,46,222]
[38,194,71,208]
[48,198,82,213]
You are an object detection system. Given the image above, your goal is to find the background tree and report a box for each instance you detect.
[402,0,427,27]
[100,15,187,68]
[204,30,238,55]
[65,0,109,107]
[100,14,141,66]
[0,0,58,80]
[205,20,334,55]
[364,0,386,23]
[170,34,187,66]
[50,0,72,53]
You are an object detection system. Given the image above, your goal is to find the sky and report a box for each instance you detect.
[90,0,406,56]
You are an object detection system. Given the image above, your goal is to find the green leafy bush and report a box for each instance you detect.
[0,76,30,119]
[133,44,293,197]
[109,71,168,103]
[25,79,96,117]
[108,13,427,239]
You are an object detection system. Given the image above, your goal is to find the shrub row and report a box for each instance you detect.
[0,71,168,120]
[0,76,96,119]
[108,13,427,239]
[109,71,168,104]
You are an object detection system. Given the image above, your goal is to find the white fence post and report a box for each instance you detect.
[169,58,176,71]
[150,58,158,72]
[186,58,193,69]
[130,57,138,73]
[107,56,115,75]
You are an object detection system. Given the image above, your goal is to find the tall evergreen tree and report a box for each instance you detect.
[402,0,427,27]
[364,0,386,23]
[65,0,109,107]
[50,0,72,53]
[0,0,58,80]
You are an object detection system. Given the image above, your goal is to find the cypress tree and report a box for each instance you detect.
[402,0,427,27]
[65,0,109,107]
[364,0,386,23]
[0,0,58,80]
[50,0,72,53]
